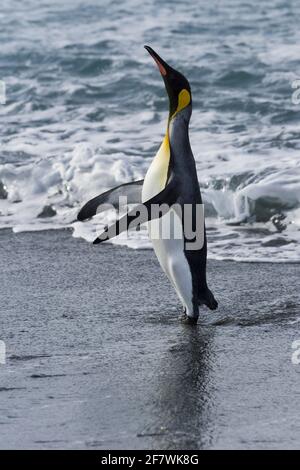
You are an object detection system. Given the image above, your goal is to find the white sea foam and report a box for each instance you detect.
[1,138,299,262]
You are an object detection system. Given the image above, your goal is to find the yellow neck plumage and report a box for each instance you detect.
[157,88,191,188]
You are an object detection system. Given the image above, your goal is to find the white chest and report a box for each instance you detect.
[142,134,170,202]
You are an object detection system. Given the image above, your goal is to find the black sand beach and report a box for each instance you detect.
[0,228,299,449]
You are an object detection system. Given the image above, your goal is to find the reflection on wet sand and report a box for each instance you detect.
[150,327,215,449]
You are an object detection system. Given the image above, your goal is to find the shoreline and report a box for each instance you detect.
[0,228,299,449]
[1,226,298,264]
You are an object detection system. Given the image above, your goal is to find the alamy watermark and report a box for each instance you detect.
[0,340,6,365]
[95,198,205,250]
[291,340,300,365]
[291,79,300,105]
[0,80,6,104]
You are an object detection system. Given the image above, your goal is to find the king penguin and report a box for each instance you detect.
[77,46,218,323]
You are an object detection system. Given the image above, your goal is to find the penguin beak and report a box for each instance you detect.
[144,45,168,77]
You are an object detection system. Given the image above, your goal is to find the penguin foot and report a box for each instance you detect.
[199,288,218,311]
[180,313,198,325]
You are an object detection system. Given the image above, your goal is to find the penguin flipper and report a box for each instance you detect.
[93,179,178,244]
[77,179,144,221]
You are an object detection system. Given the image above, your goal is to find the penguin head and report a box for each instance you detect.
[144,45,192,119]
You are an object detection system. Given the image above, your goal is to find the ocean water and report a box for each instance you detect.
[0,0,300,262]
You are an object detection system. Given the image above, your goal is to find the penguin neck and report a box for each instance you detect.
[167,105,192,160]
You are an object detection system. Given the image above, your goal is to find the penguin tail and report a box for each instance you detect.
[198,288,218,311]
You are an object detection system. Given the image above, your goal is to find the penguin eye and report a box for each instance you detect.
[169,74,180,92]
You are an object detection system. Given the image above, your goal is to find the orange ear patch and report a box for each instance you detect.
[177,89,190,111]
[171,89,191,118]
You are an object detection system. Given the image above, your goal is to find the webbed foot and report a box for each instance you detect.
[180,313,198,325]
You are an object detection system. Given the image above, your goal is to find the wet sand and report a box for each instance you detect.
[0,228,299,449]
